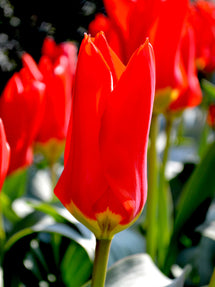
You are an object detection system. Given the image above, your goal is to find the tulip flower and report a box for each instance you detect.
[54,32,155,287]
[168,23,202,111]
[32,37,78,167]
[0,53,45,174]
[88,13,125,61]
[189,0,215,73]
[89,0,189,113]
[0,119,10,191]
[36,37,77,144]
[54,32,155,239]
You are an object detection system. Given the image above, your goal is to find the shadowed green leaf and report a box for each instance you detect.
[201,79,215,104]
[174,141,215,235]
[61,242,93,287]
[165,141,215,272]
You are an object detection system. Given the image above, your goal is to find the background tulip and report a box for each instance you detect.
[168,23,202,112]
[189,0,215,73]
[36,37,77,144]
[54,32,155,240]
[0,53,45,174]
[88,0,203,114]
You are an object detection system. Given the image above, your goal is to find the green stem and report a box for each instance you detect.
[161,117,173,177]
[146,113,159,261]
[209,268,215,287]
[157,116,173,267]
[0,194,5,257]
[50,163,57,190]
[91,239,112,287]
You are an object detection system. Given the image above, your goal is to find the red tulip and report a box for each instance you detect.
[189,0,215,73]
[0,119,10,190]
[89,0,190,112]
[54,32,155,239]
[0,53,45,174]
[36,37,77,143]
[88,13,125,61]
[169,23,202,111]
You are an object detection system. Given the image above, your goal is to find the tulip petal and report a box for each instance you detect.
[98,40,155,224]
[93,32,125,84]
[22,53,43,82]
[103,0,131,38]
[54,34,113,218]
[0,71,45,173]
[169,24,202,111]
[0,119,10,191]
[151,0,189,90]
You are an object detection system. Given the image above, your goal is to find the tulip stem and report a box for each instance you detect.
[50,163,57,190]
[146,113,159,261]
[157,116,173,267]
[91,238,112,287]
[0,194,5,254]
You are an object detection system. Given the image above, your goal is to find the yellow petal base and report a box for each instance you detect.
[66,201,143,239]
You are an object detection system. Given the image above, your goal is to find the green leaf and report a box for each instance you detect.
[5,214,95,260]
[61,242,93,287]
[0,192,20,223]
[201,79,215,104]
[83,254,190,287]
[174,141,215,236]
[25,199,93,238]
[2,168,27,201]
[165,141,215,272]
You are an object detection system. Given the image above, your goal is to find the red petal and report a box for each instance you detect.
[169,24,202,111]
[151,0,189,90]
[0,119,10,190]
[22,53,43,82]
[99,40,155,223]
[54,34,113,219]
[93,32,125,83]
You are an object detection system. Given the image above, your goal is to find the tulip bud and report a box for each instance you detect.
[54,32,155,239]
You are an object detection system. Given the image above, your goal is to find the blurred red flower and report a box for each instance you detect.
[0,53,45,174]
[189,0,215,73]
[169,23,202,111]
[89,0,202,113]
[54,32,155,239]
[36,37,77,143]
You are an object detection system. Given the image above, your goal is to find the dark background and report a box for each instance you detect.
[0,0,105,93]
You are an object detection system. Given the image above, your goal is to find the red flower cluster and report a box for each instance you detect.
[0,37,77,174]
[89,0,202,113]
[54,32,155,239]
[0,54,46,174]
